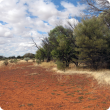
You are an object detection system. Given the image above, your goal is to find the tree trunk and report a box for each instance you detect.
[75,62,78,67]
[65,61,69,67]
[46,57,51,62]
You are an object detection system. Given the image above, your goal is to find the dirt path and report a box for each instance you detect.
[0,63,110,110]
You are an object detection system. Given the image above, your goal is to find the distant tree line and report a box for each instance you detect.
[0,53,35,60]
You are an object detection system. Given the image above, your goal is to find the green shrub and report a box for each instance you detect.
[56,60,66,71]
[24,57,30,62]
[33,58,35,62]
[9,59,18,63]
[10,59,14,63]
[36,59,41,65]
[13,59,18,63]
[3,60,8,66]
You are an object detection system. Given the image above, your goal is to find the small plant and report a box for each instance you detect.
[78,96,84,100]
[19,104,25,107]
[10,59,18,63]
[13,59,18,63]
[56,60,66,71]
[13,80,18,82]
[10,59,14,63]
[67,94,71,96]
[24,57,30,62]
[60,85,64,86]
[64,91,68,93]
[53,90,57,91]
[57,94,60,95]
[36,59,41,65]
[51,93,55,95]
[27,103,33,107]
[3,60,8,66]
[32,58,35,62]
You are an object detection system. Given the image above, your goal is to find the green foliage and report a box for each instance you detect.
[24,57,30,62]
[35,25,78,67]
[32,58,35,62]
[42,37,52,62]
[17,55,23,59]
[10,59,17,63]
[35,48,46,62]
[0,56,4,59]
[3,60,8,66]
[74,17,110,69]
[10,60,14,63]
[36,59,41,65]
[23,53,35,58]
[13,59,18,63]
[35,17,110,70]
[56,60,66,71]
[49,26,78,67]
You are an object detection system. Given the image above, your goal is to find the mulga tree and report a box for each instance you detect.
[50,26,78,67]
[74,16,110,69]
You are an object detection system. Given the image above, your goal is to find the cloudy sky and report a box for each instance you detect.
[0,0,98,57]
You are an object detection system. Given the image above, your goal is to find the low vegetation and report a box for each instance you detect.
[24,57,30,62]
[3,60,8,66]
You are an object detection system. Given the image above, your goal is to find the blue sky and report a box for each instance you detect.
[0,0,87,57]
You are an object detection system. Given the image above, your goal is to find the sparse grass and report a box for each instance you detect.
[64,99,68,100]
[19,104,25,107]
[64,91,68,93]
[51,93,55,95]
[67,94,71,96]
[58,105,63,108]
[85,92,91,95]
[74,101,81,103]
[38,90,42,91]
[27,103,33,107]
[60,85,64,86]
[53,90,57,91]
[13,81,18,82]
[88,98,97,100]
[52,64,110,87]
[3,60,8,66]
[103,108,108,110]
[78,96,84,100]
[57,94,60,95]
[37,61,56,68]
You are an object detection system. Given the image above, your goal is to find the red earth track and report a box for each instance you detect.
[0,62,110,110]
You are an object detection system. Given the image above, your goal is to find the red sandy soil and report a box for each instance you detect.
[0,62,110,110]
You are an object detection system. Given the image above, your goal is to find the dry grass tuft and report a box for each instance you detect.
[38,61,56,68]
[18,60,26,63]
[26,73,40,76]
[0,61,4,66]
[54,67,110,86]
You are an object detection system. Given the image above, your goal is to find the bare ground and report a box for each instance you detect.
[0,62,110,110]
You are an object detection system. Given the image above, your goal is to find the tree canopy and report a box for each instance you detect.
[74,16,110,69]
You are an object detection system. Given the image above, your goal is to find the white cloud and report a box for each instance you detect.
[60,1,86,17]
[0,0,86,57]
[28,0,58,21]
[19,43,34,47]
[0,24,13,38]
